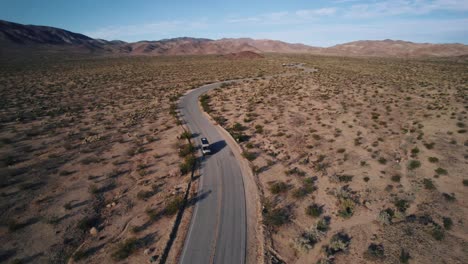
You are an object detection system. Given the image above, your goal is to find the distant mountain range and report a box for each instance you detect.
[1,19,468,58]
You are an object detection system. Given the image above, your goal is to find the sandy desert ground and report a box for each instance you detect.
[0,55,286,263]
[206,55,468,264]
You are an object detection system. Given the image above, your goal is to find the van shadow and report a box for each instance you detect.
[209,140,226,155]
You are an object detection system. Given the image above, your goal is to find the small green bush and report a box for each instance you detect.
[443,217,453,230]
[394,199,409,212]
[378,157,387,164]
[137,190,154,200]
[431,226,445,241]
[305,203,323,218]
[164,195,184,216]
[255,124,264,134]
[77,216,99,231]
[264,207,290,227]
[391,175,401,182]
[180,131,192,140]
[111,237,140,260]
[423,178,436,190]
[269,181,288,194]
[242,151,256,161]
[365,243,385,260]
[428,157,439,163]
[338,175,353,183]
[435,167,448,175]
[408,160,421,170]
[178,143,194,157]
[399,249,411,264]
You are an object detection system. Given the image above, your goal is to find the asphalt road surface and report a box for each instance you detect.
[179,81,247,264]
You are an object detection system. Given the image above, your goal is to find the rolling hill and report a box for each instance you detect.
[1,19,468,58]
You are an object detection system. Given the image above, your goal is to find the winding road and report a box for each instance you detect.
[178,64,314,264]
[179,81,247,264]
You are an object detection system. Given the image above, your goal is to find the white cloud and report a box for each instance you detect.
[296,8,337,17]
[345,0,468,18]
[247,18,468,46]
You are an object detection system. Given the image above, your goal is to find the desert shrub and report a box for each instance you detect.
[423,179,436,190]
[338,175,353,183]
[296,228,321,250]
[169,103,177,117]
[424,142,435,149]
[200,94,212,113]
[292,187,308,198]
[137,190,154,200]
[306,203,323,218]
[363,176,370,182]
[337,148,346,153]
[391,174,401,182]
[73,250,89,261]
[463,179,468,186]
[180,155,196,174]
[245,142,254,149]
[293,179,316,199]
[59,170,74,176]
[431,226,445,241]
[378,208,394,225]
[326,232,351,256]
[394,199,410,212]
[231,132,249,142]
[338,198,355,218]
[428,157,439,163]
[269,181,288,194]
[178,143,194,157]
[77,216,99,231]
[442,193,456,202]
[264,207,290,227]
[111,237,140,260]
[231,122,245,131]
[408,160,421,170]
[214,115,227,125]
[378,157,387,164]
[365,243,385,260]
[81,156,100,165]
[180,131,192,140]
[88,184,99,194]
[435,167,448,175]
[8,220,22,232]
[164,195,184,216]
[399,249,411,264]
[255,124,264,134]
[316,217,330,232]
[443,217,453,230]
[411,147,419,156]
[242,151,256,161]
[285,167,306,176]
[64,202,73,210]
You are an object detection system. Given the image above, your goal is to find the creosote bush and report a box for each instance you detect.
[111,237,140,260]
[269,181,288,194]
[164,195,184,216]
[305,203,323,218]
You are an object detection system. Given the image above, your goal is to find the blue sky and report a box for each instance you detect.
[1,0,467,46]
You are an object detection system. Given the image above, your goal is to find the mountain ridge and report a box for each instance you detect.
[1,19,468,58]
